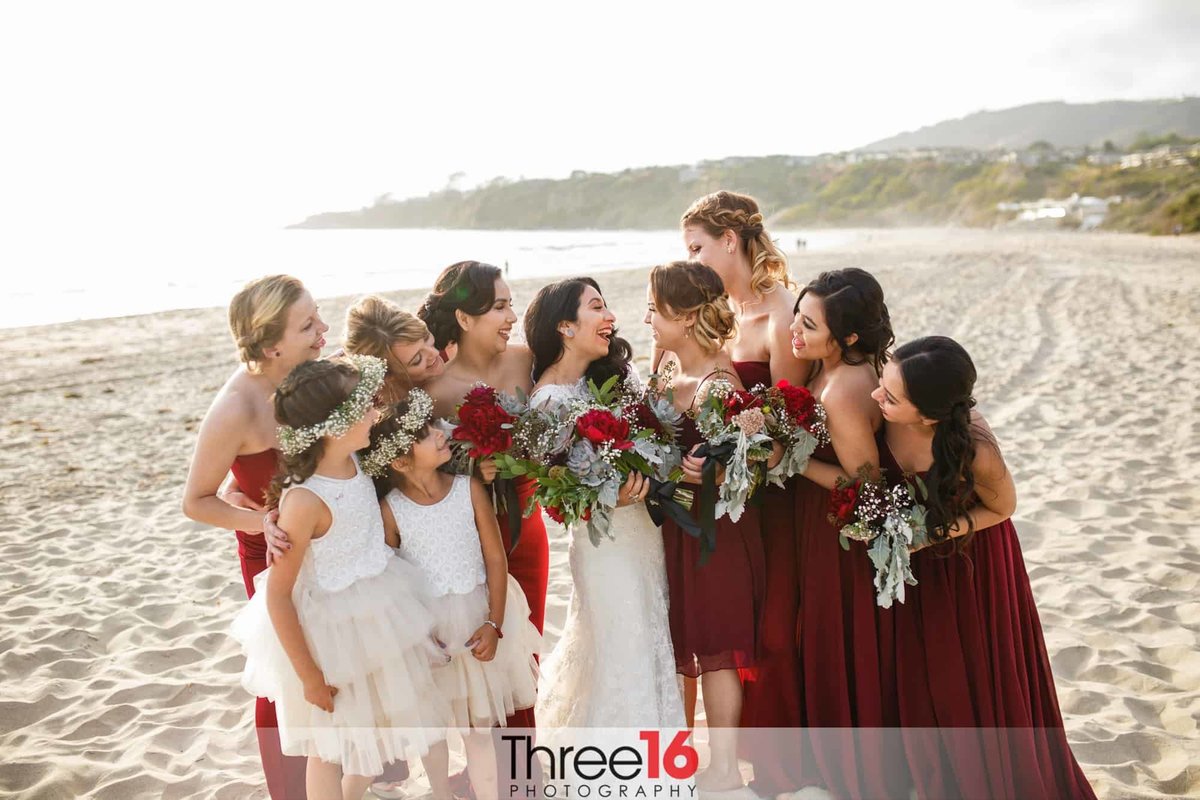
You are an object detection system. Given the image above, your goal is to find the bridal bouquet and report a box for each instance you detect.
[829,469,931,608]
[749,380,830,487]
[692,378,775,531]
[496,374,684,546]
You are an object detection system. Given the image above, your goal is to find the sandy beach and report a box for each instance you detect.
[1,228,1197,799]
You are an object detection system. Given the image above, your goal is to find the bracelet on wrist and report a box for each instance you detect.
[483,619,503,638]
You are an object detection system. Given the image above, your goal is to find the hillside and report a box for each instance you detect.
[861,98,1200,151]
[291,153,1200,235]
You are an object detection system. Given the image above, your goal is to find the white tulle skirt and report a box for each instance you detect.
[428,577,541,731]
[231,555,451,776]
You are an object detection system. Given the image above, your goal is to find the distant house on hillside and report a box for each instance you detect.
[997,193,1122,230]
[1120,145,1197,169]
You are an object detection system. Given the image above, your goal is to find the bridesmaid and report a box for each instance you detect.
[645,261,767,793]
[788,268,909,798]
[873,336,1097,799]
[182,274,327,800]
[417,260,549,638]
[343,294,445,404]
[676,191,807,791]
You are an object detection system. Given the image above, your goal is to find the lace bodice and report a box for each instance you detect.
[386,476,487,597]
[284,456,392,593]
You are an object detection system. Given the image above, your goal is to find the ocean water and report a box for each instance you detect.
[1,227,859,329]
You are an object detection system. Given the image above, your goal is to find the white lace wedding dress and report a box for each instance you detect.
[530,379,685,735]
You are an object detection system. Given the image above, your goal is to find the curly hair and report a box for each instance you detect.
[264,359,361,508]
[344,295,430,400]
[649,261,738,355]
[796,268,894,375]
[681,191,794,296]
[227,275,306,371]
[417,261,502,350]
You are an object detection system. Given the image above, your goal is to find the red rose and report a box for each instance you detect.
[581,507,592,522]
[464,384,498,406]
[776,380,816,427]
[545,504,566,524]
[575,409,633,451]
[453,389,514,457]
[827,483,859,527]
[722,390,763,423]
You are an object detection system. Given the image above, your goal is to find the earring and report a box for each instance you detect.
[565,328,575,338]
[684,326,692,339]
[726,246,733,254]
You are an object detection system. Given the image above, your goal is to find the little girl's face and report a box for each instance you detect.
[396,425,451,471]
[343,406,381,451]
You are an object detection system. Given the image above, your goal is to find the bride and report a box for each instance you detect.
[522,277,685,732]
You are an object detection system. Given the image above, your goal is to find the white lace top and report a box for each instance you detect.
[283,455,392,594]
[385,476,487,597]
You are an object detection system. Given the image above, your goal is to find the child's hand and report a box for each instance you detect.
[466,624,499,662]
[303,675,338,712]
[477,457,498,484]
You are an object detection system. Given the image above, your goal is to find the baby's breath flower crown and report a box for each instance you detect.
[276,354,387,457]
[360,388,436,477]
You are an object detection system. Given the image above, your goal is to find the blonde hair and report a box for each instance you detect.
[650,261,738,355]
[681,190,794,296]
[228,275,306,371]
[344,295,430,396]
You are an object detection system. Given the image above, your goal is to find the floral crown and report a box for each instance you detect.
[360,388,436,477]
[276,354,387,457]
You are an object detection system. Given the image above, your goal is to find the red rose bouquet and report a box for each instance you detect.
[749,380,830,486]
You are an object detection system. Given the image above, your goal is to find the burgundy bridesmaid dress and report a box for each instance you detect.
[230,449,309,800]
[790,434,909,799]
[661,412,765,678]
[879,443,1097,799]
[731,361,807,795]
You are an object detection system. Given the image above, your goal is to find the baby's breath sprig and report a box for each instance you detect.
[360,388,436,477]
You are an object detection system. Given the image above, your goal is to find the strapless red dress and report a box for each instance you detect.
[661,411,765,677]
[497,476,548,730]
[230,449,308,800]
[879,443,1097,799]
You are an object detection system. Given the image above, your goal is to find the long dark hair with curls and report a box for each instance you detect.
[796,268,894,375]
[894,336,994,549]
[524,277,632,386]
[366,398,435,499]
[265,359,362,508]
[417,260,503,350]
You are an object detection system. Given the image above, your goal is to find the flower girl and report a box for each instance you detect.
[231,356,450,800]
[363,389,540,800]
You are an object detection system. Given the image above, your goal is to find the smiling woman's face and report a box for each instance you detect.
[567,284,617,360]
[390,332,444,386]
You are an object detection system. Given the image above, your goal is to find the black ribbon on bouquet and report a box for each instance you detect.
[494,477,523,556]
[644,476,700,539]
[691,440,737,566]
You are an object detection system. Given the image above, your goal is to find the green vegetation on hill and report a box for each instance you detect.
[293,152,1200,236]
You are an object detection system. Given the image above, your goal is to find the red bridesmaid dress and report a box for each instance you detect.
[497,476,549,730]
[879,443,1097,799]
[790,434,909,798]
[229,449,309,800]
[732,362,806,796]
[661,411,765,677]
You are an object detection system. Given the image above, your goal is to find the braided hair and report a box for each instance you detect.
[649,261,738,355]
[417,261,502,350]
[894,336,991,549]
[796,268,894,375]
[681,191,795,296]
[264,360,360,508]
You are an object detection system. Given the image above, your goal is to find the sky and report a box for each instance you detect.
[1,0,1196,232]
